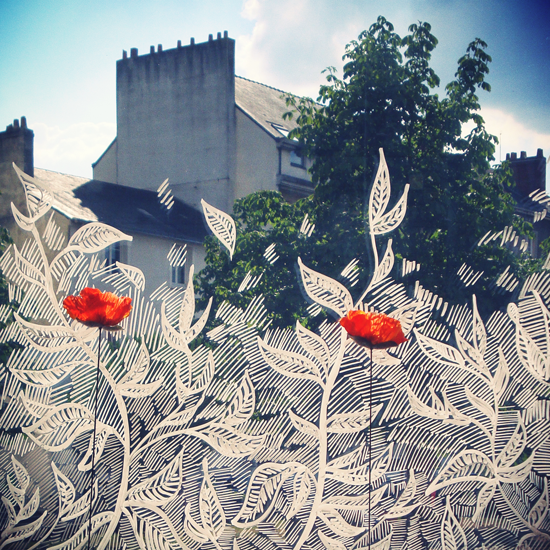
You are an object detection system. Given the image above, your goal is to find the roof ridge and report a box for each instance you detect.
[35,167,91,181]
[235,75,295,97]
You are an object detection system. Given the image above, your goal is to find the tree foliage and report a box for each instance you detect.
[197,17,532,326]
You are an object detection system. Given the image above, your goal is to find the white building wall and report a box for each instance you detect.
[92,139,117,183]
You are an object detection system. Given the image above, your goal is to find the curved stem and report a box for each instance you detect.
[294,329,347,550]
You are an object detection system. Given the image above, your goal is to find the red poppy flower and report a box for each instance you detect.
[339,310,407,349]
[63,287,132,327]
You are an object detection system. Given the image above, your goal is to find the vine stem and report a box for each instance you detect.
[88,328,102,550]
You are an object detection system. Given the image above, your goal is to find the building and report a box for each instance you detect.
[0,33,314,295]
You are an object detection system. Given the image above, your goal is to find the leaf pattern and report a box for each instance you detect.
[201,199,236,259]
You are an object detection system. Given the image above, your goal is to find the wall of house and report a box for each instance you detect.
[235,109,279,200]
[116,34,236,213]
[92,139,117,184]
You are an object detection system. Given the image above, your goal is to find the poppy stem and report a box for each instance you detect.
[88,327,101,550]
[368,346,373,550]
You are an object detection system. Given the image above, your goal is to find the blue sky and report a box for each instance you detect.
[1,0,548,179]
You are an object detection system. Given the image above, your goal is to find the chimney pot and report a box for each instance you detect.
[13,119,19,129]
[131,48,138,58]
[224,30,228,38]
[511,152,517,160]
[158,44,162,52]
[537,148,543,157]
[150,45,155,54]
[123,50,128,59]
[208,34,213,41]
[21,116,27,128]
[506,153,510,161]
[217,32,221,39]
[520,151,527,159]
[190,37,195,45]
[177,40,181,48]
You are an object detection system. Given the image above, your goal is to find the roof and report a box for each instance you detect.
[235,76,301,139]
[34,168,207,243]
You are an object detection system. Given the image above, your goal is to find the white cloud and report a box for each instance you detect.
[33,121,116,178]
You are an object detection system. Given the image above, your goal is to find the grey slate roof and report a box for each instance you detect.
[34,168,207,243]
[235,76,300,138]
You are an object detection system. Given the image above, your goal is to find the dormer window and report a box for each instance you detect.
[290,149,305,168]
[271,123,290,138]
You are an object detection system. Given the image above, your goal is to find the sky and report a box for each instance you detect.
[1,0,549,181]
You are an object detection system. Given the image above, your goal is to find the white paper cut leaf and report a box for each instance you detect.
[13,163,52,220]
[354,529,393,550]
[385,470,419,519]
[67,222,132,253]
[471,295,487,355]
[497,452,534,483]
[318,509,365,537]
[472,483,496,523]
[184,503,209,543]
[426,450,495,493]
[191,350,215,395]
[441,497,467,550]
[464,386,495,422]
[77,426,112,471]
[298,257,353,319]
[371,185,409,235]
[324,485,386,511]
[455,330,489,378]
[369,148,392,227]
[184,296,212,345]
[319,531,347,550]
[120,342,150,385]
[160,302,185,352]
[11,457,29,493]
[327,404,383,434]
[295,321,331,381]
[10,361,78,388]
[414,330,464,368]
[497,414,527,468]
[257,336,323,384]
[13,245,46,287]
[15,314,96,353]
[0,510,47,546]
[493,348,510,399]
[179,265,195,333]
[232,463,300,527]
[19,487,40,521]
[22,403,94,452]
[1,497,16,529]
[61,480,98,522]
[327,443,393,485]
[116,262,145,291]
[194,424,264,458]
[289,410,320,440]
[201,199,236,259]
[327,443,366,470]
[224,371,255,426]
[120,380,163,398]
[130,512,178,550]
[287,469,313,519]
[126,455,182,506]
[48,512,114,550]
[370,239,394,287]
[11,202,38,232]
[199,458,226,541]
[529,478,548,528]
[7,477,25,507]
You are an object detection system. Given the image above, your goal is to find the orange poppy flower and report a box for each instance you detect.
[63,287,132,327]
[340,310,407,349]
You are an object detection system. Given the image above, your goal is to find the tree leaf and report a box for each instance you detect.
[318,508,365,537]
[297,257,353,319]
[414,330,465,368]
[295,321,330,381]
[183,504,208,543]
[193,424,264,458]
[371,185,409,235]
[441,497,467,550]
[0,510,47,547]
[10,361,79,388]
[201,199,236,260]
[11,457,29,493]
[369,148,392,227]
[232,463,300,527]
[287,469,314,519]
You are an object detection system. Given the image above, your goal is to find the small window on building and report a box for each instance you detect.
[105,243,121,267]
[171,265,186,286]
[290,149,305,168]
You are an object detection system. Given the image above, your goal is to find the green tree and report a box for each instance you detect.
[197,17,532,326]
